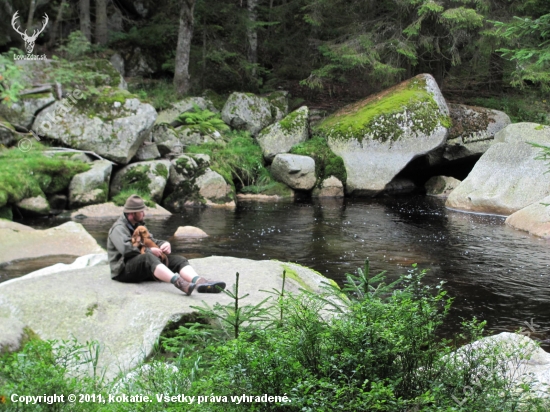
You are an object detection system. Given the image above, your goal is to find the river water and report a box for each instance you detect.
[2,195,549,348]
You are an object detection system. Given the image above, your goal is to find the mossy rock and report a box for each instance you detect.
[110,160,171,203]
[317,73,450,196]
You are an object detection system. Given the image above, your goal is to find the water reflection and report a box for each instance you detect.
[2,195,549,347]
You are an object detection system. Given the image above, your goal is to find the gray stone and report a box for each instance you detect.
[69,160,113,209]
[173,226,208,237]
[133,142,161,161]
[266,91,289,121]
[16,195,50,216]
[34,94,157,165]
[271,154,316,190]
[445,103,511,157]
[446,123,550,215]
[0,93,55,129]
[0,220,34,231]
[151,124,182,156]
[0,221,104,265]
[257,106,309,161]
[109,53,125,77]
[168,155,199,187]
[0,257,335,379]
[110,160,171,203]
[221,92,273,136]
[448,332,550,399]
[126,47,155,77]
[70,202,171,219]
[312,176,344,198]
[505,195,550,239]
[195,169,233,203]
[425,175,461,197]
[319,74,450,196]
[156,97,218,126]
[0,119,16,147]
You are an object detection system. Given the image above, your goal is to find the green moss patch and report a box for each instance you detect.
[282,265,311,291]
[75,87,136,121]
[0,145,90,208]
[110,165,156,207]
[290,135,347,185]
[317,77,451,143]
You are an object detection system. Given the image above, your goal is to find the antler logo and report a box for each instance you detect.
[11,11,49,54]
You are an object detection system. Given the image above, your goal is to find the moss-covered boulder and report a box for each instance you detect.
[257,106,309,161]
[163,154,211,211]
[34,88,157,164]
[0,119,17,147]
[317,73,450,196]
[0,93,55,130]
[194,169,234,206]
[266,91,290,121]
[155,97,218,126]
[151,124,182,156]
[221,92,273,136]
[446,123,550,215]
[110,160,171,203]
[271,154,316,190]
[68,160,113,209]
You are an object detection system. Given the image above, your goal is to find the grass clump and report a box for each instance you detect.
[127,79,180,111]
[0,145,90,208]
[290,135,347,185]
[185,131,278,193]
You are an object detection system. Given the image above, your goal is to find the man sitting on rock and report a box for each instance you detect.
[107,194,225,296]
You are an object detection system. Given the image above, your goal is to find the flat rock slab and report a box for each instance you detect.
[505,195,550,239]
[0,256,335,380]
[70,202,171,218]
[0,221,104,265]
[0,220,35,231]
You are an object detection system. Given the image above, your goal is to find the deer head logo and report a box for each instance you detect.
[11,11,49,54]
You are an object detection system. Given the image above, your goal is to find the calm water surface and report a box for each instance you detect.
[3,195,549,347]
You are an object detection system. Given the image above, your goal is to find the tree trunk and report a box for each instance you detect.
[26,0,37,32]
[95,0,108,45]
[80,0,92,42]
[173,0,196,97]
[247,0,258,78]
[48,0,67,48]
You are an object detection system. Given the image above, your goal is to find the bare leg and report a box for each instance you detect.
[179,265,200,282]
[153,264,175,283]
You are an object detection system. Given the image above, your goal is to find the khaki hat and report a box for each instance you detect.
[123,194,146,213]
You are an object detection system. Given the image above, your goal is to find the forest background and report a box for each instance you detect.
[1,0,550,122]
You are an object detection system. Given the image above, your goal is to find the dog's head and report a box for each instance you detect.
[131,226,150,247]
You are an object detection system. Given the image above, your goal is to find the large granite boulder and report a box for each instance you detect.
[446,123,550,215]
[318,73,450,196]
[0,93,55,130]
[505,195,550,239]
[16,195,50,216]
[0,221,104,265]
[0,256,335,379]
[257,106,309,161]
[271,154,316,190]
[151,124,182,156]
[34,88,157,165]
[195,169,234,205]
[422,104,511,168]
[155,97,218,126]
[69,160,113,209]
[110,160,171,203]
[132,142,161,161]
[221,92,273,136]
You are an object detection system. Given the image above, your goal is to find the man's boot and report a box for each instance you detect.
[192,276,226,293]
[174,277,196,296]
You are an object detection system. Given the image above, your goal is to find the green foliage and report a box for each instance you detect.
[0,145,90,208]
[177,104,230,134]
[491,13,550,90]
[289,135,347,185]
[127,80,180,111]
[185,132,272,191]
[468,94,550,124]
[0,49,27,106]
[57,31,93,61]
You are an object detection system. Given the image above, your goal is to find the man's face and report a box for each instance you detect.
[132,211,145,222]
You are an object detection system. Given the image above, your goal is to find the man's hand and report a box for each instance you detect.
[149,247,163,258]
[160,242,171,255]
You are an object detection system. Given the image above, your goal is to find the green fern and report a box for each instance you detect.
[176,104,230,134]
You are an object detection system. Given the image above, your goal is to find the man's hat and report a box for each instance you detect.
[123,194,147,213]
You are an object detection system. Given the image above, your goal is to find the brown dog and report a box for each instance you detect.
[131,226,168,264]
